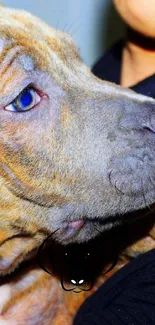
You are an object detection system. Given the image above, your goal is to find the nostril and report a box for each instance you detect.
[71,279,77,285]
[70,279,84,285]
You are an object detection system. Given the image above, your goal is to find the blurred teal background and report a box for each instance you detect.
[2,0,125,67]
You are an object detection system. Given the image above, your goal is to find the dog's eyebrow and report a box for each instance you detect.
[0,43,34,96]
[0,42,34,75]
[16,54,34,72]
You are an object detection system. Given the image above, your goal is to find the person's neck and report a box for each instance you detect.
[121,27,155,87]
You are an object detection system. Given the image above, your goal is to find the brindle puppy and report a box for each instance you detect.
[0,5,155,324]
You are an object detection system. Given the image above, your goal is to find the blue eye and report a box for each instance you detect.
[4,87,41,112]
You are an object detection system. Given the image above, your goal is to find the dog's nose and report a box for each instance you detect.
[71,279,84,285]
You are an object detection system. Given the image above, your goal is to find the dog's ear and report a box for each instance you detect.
[0,237,37,275]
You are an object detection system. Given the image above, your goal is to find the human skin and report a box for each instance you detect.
[113,0,155,87]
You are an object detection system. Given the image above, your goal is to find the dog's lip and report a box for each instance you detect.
[67,219,85,229]
[57,219,86,240]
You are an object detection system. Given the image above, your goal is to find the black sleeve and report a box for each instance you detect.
[73,249,155,325]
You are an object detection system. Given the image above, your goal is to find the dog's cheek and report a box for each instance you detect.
[0,237,37,275]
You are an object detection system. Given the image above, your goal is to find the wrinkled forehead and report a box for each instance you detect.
[0,6,80,72]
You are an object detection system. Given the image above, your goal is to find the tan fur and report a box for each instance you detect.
[0,5,154,324]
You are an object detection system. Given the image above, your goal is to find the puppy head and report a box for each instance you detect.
[0,6,155,275]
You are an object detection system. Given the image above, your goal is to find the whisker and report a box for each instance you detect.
[63,16,82,37]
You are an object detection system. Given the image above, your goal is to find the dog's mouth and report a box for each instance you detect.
[57,204,155,243]
[56,217,117,243]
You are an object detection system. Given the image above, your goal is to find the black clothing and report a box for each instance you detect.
[92,40,155,99]
[73,249,155,325]
[73,41,155,325]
